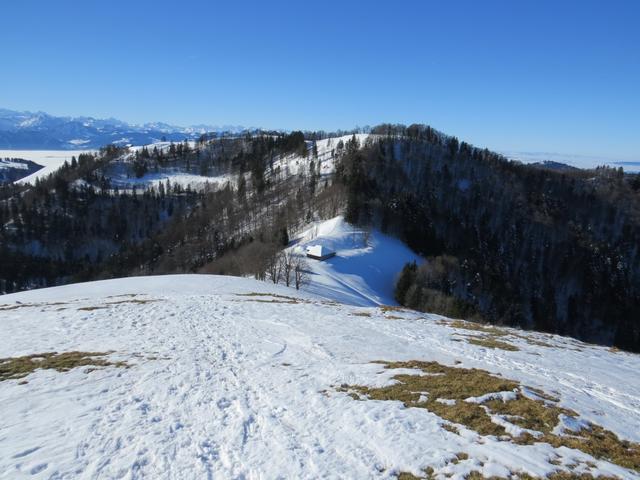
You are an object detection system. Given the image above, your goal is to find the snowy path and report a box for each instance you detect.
[1,275,639,479]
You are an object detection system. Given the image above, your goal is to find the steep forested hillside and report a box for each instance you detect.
[337,124,640,351]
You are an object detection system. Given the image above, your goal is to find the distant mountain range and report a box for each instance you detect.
[501,150,640,172]
[0,108,245,150]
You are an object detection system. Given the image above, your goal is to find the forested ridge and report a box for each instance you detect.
[337,124,640,351]
[2,124,639,351]
[0,132,344,292]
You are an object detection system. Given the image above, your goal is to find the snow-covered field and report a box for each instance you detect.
[1,274,639,479]
[107,169,236,192]
[0,159,30,171]
[292,216,421,306]
[0,149,96,184]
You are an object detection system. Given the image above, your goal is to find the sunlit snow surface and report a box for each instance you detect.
[0,149,96,184]
[292,216,422,306]
[1,274,639,479]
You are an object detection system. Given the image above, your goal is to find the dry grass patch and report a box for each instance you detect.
[236,292,299,301]
[487,395,576,433]
[526,387,559,402]
[449,320,509,337]
[451,452,469,464]
[350,361,518,437]
[543,425,639,472]
[239,299,301,305]
[466,336,520,351]
[0,301,68,311]
[351,311,372,317]
[0,304,28,311]
[0,351,128,381]
[520,337,554,348]
[108,298,157,305]
[464,473,505,480]
[449,320,555,349]
[343,360,640,473]
[235,292,305,305]
[78,298,159,311]
[442,423,461,435]
[379,306,408,319]
[397,473,424,480]
[400,469,618,480]
[517,473,619,480]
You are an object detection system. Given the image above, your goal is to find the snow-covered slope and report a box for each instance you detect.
[0,158,43,183]
[1,275,639,479]
[0,149,95,185]
[292,216,422,306]
[271,134,372,178]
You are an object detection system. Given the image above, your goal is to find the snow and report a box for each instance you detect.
[129,140,198,154]
[271,134,373,178]
[0,150,96,184]
[1,274,639,479]
[98,141,234,192]
[108,169,235,191]
[0,159,29,170]
[291,216,422,306]
[552,414,592,435]
[305,244,334,259]
[464,390,518,404]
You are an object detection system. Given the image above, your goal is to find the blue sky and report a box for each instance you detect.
[1,0,639,159]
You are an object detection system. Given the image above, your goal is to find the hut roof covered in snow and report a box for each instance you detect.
[306,245,335,260]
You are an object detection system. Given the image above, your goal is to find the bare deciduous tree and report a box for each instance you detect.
[362,227,372,248]
[293,256,309,290]
[266,250,281,284]
[279,251,295,287]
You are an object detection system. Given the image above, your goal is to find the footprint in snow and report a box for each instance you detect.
[12,446,40,458]
[29,463,48,475]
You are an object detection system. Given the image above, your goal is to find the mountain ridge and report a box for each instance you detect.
[0,108,245,150]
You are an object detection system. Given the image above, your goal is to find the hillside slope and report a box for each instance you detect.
[292,216,422,306]
[1,275,639,479]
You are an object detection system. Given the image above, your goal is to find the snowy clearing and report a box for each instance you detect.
[107,168,236,191]
[292,216,422,306]
[0,149,96,184]
[0,159,29,170]
[1,275,639,479]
